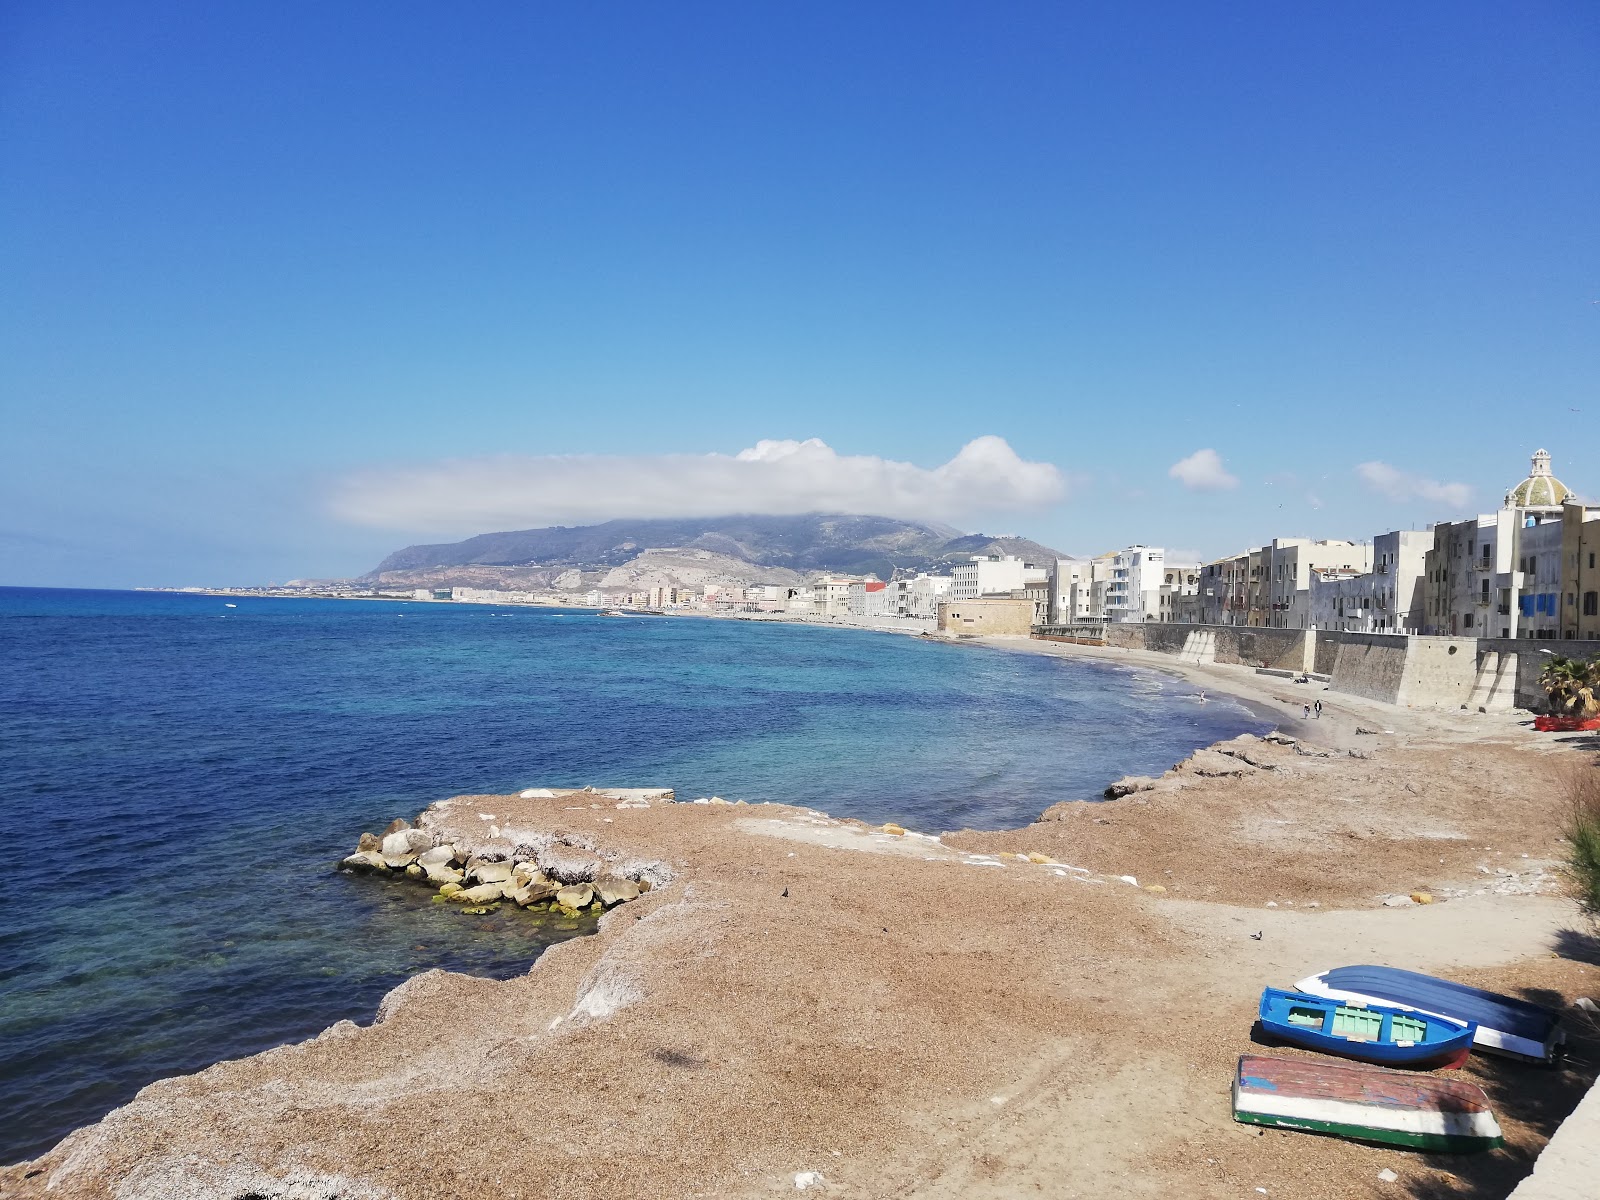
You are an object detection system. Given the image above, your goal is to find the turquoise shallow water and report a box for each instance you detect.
[0,587,1267,1163]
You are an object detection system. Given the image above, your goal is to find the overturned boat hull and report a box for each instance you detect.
[1233,1055,1503,1153]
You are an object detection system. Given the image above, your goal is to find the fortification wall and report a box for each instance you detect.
[1394,636,1480,708]
[1101,623,1526,710]
[1315,631,1411,705]
[937,598,1033,636]
[1102,623,1310,670]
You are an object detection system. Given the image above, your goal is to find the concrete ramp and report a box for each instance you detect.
[1177,630,1217,664]
[1466,650,1521,712]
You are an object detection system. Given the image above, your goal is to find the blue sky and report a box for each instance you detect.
[3,1,1596,586]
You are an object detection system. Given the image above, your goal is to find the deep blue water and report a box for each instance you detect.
[0,587,1266,1163]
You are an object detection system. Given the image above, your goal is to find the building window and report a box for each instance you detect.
[1586,592,1598,617]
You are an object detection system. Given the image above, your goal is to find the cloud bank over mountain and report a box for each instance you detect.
[331,436,1068,534]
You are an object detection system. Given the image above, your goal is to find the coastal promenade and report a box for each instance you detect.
[5,633,1597,1199]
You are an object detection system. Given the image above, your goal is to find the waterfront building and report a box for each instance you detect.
[1517,516,1565,639]
[1424,511,1523,638]
[1049,555,1113,623]
[894,573,952,619]
[1307,529,1430,634]
[1105,546,1167,623]
[847,580,895,618]
[1155,561,1201,623]
[1197,551,1253,626]
[811,577,855,618]
[1557,499,1600,640]
[950,555,1045,601]
[1423,451,1576,638]
[1261,538,1371,629]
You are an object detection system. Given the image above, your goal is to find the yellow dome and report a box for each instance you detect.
[1506,449,1571,509]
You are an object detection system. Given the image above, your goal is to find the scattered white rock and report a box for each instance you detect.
[596,876,641,905]
[1573,997,1599,1013]
[416,845,455,868]
[519,788,556,799]
[794,1171,826,1191]
[1377,1168,1399,1183]
[468,859,514,885]
[1382,895,1414,908]
[556,883,595,908]
[1118,875,1139,887]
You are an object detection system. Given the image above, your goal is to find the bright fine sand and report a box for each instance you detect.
[5,636,1598,1200]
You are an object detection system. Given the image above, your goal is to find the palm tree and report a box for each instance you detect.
[1541,654,1600,717]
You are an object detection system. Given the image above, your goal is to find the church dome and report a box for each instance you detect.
[1505,449,1572,509]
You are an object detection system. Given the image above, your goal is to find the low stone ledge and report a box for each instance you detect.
[339,786,677,918]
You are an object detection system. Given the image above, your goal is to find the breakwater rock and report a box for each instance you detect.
[341,786,678,916]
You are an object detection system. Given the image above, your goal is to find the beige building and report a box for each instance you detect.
[937,598,1034,636]
[1263,538,1372,629]
[811,577,855,617]
[1049,555,1113,624]
[1559,499,1600,640]
[1155,561,1201,622]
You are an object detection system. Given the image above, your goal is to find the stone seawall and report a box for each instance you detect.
[1087,622,1581,711]
[1102,622,1310,672]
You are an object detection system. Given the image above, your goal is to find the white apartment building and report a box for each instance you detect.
[894,573,952,619]
[1104,546,1166,623]
[1308,529,1430,633]
[950,555,1046,601]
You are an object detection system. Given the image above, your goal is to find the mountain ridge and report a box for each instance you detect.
[364,513,1069,591]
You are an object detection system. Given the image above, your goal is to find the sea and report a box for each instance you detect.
[0,586,1268,1163]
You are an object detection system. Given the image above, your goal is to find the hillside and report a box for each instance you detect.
[363,514,1068,591]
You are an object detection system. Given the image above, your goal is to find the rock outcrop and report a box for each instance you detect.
[338,787,676,920]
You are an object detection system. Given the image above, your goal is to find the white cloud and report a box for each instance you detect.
[330,436,1068,533]
[1354,462,1471,510]
[1168,448,1239,492]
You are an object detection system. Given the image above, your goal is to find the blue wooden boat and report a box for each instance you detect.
[1295,965,1565,1063]
[1258,988,1474,1069]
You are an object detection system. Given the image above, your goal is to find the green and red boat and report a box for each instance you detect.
[1232,1054,1503,1153]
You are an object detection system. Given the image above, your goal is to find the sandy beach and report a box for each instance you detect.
[4,633,1596,1200]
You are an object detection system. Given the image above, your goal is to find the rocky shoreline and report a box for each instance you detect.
[4,650,1596,1200]
[338,787,678,916]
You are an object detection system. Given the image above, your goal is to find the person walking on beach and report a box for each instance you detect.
[1302,702,1311,719]
[1314,699,1323,719]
